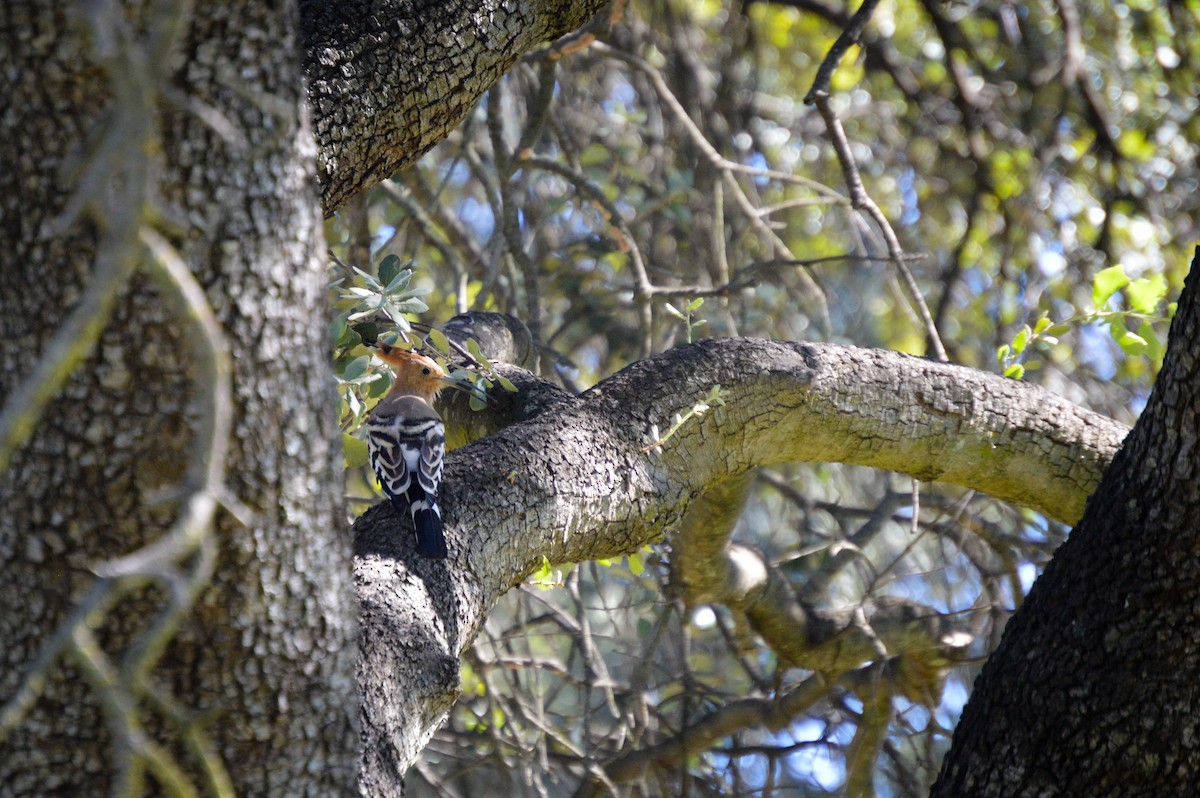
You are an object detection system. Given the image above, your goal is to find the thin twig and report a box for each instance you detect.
[0,234,139,473]
[574,677,828,797]
[638,255,924,300]
[70,626,201,798]
[488,85,543,350]
[810,93,948,361]
[0,0,164,471]
[803,0,883,104]
[518,152,655,357]
[96,226,235,578]
[594,42,835,336]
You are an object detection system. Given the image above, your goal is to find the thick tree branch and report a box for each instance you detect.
[354,330,1128,788]
[667,476,964,682]
[4,4,358,793]
[300,0,610,214]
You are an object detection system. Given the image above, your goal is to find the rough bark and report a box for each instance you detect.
[355,333,1129,789]
[932,249,1200,796]
[1,4,356,795]
[299,0,609,214]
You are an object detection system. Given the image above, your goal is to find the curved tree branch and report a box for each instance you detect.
[354,329,1128,789]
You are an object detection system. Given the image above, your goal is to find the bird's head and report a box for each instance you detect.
[370,340,446,398]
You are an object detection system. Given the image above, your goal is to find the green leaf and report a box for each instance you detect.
[378,330,408,347]
[384,267,413,295]
[344,389,361,424]
[352,265,383,291]
[528,556,562,589]
[343,433,369,469]
[663,302,685,320]
[1011,325,1031,354]
[1114,328,1148,355]
[1126,274,1168,315]
[1117,128,1155,161]
[1092,265,1130,309]
[467,337,486,362]
[428,327,451,355]
[469,394,487,411]
[367,376,391,399]
[391,297,429,315]
[378,255,404,287]
[579,143,610,167]
[996,344,1010,364]
[686,297,704,311]
[341,355,371,382]
[1003,363,1025,379]
[1046,323,1071,337]
[351,320,379,345]
[496,375,518,393]
[628,553,644,576]
[1034,316,1054,335]
[329,313,349,347]
[1138,321,1162,361]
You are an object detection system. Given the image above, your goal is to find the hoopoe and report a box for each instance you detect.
[365,341,448,558]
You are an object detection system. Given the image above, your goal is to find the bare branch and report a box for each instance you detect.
[810,93,949,361]
[803,0,883,104]
[575,676,828,797]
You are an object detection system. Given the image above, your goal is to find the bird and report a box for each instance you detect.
[365,341,448,558]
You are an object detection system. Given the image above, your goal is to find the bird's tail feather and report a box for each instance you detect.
[413,508,448,558]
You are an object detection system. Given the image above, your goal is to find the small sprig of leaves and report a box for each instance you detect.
[331,253,518,420]
[337,254,430,332]
[998,264,1172,379]
[664,297,707,344]
[331,256,430,436]
[642,384,727,454]
[528,556,568,589]
[595,550,648,577]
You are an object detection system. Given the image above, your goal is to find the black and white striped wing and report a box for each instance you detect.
[366,394,447,558]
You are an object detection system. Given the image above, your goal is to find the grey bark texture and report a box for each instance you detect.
[1,3,356,795]
[300,0,609,214]
[932,248,1200,796]
[355,330,1130,790]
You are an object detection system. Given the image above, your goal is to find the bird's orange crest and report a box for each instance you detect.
[371,341,446,400]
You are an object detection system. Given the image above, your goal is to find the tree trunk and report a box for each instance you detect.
[932,248,1200,796]
[1,4,356,794]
